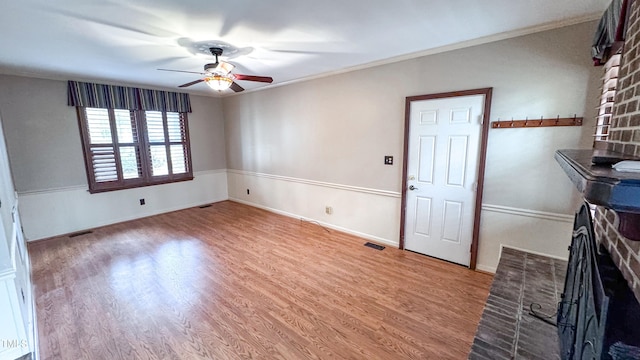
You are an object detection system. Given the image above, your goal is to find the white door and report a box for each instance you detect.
[404,95,484,266]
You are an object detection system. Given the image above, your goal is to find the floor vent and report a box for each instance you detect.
[364,242,385,250]
[199,204,213,208]
[69,230,93,238]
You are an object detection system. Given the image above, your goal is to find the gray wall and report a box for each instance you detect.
[223,21,601,215]
[0,75,227,192]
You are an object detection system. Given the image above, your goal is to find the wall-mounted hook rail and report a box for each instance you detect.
[491,115,582,129]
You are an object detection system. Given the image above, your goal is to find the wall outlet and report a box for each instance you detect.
[325,206,333,215]
[384,156,393,165]
[247,189,250,195]
[139,198,145,205]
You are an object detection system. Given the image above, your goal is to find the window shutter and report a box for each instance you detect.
[145,111,169,176]
[91,147,118,182]
[170,145,187,174]
[168,112,189,175]
[114,109,142,180]
[145,111,166,143]
[85,108,118,183]
[86,108,112,144]
[595,54,621,141]
[167,112,183,142]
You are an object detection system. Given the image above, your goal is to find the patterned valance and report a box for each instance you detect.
[592,0,629,66]
[67,81,192,113]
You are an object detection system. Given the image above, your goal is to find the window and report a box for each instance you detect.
[77,107,193,193]
[594,53,621,142]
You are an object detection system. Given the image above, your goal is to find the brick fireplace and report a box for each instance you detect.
[594,0,640,303]
[470,3,640,358]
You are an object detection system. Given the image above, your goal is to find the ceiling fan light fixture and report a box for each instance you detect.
[205,75,233,91]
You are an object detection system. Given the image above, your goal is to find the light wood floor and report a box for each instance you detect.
[29,201,492,359]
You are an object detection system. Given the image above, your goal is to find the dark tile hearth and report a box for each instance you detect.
[469,248,567,360]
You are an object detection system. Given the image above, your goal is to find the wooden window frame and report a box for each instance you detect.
[77,107,194,193]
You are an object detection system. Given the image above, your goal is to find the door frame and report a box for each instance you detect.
[399,88,493,270]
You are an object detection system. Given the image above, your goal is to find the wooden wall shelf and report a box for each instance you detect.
[492,116,582,129]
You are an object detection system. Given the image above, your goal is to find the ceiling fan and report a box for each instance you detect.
[158,47,273,92]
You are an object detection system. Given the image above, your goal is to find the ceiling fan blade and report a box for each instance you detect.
[230,82,245,93]
[158,69,204,75]
[178,79,205,88]
[266,49,330,55]
[233,74,273,83]
[45,6,179,38]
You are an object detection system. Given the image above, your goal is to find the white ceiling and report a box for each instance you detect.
[0,0,608,96]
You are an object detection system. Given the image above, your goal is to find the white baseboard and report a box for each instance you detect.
[227,170,401,247]
[474,244,570,276]
[476,206,573,275]
[475,264,497,274]
[19,170,229,241]
[475,244,570,276]
[229,197,398,248]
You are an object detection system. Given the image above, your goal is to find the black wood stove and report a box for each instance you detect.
[555,149,640,359]
[557,204,640,359]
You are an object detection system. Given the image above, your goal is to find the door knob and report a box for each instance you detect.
[409,185,418,190]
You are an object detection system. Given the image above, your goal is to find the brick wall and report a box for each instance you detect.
[595,0,640,302]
